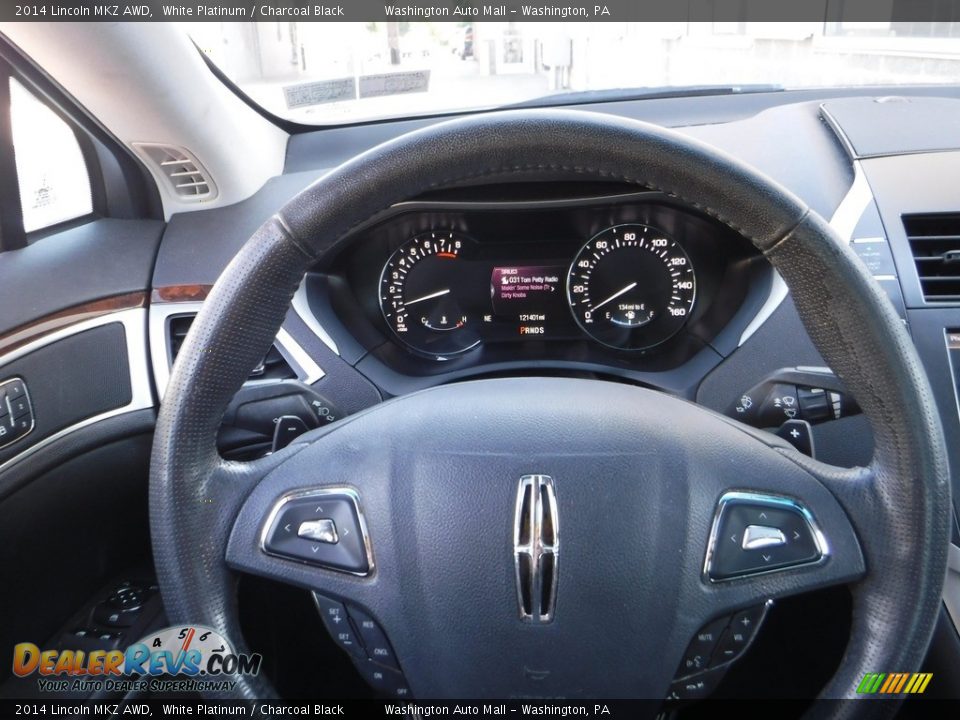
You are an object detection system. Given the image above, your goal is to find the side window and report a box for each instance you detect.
[9,77,92,233]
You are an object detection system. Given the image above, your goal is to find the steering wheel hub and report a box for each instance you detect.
[227,378,863,698]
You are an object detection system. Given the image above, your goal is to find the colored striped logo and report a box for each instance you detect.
[857,672,932,695]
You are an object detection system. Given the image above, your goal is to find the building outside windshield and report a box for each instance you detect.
[183,21,960,125]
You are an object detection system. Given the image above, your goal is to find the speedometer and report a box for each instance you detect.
[380,230,481,357]
[566,224,696,350]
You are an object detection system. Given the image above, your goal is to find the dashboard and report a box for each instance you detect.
[2,89,960,694]
[3,22,960,702]
[6,88,959,499]
[313,186,768,386]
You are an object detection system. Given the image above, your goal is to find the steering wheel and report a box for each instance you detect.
[150,110,951,711]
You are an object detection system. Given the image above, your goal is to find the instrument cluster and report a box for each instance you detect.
[316,188,767,378]
[380,223,697,357]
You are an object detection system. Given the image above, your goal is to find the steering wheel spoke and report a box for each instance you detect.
[226,492,376,599]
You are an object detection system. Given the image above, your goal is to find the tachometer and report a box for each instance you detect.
[380,231,481,357]
[567,224,696,350]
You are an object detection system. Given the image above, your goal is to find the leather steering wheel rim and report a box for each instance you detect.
[150,109,951,711]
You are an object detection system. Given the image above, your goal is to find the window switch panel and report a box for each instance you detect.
[0,378,34,449]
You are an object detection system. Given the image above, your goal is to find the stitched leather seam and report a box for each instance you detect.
[760,208,813,256]
[272,214,316,260]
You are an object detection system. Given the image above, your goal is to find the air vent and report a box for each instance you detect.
[168,314,193,363]
[904,214,960,303]
[134,143,217,201]
[168,314,295,381]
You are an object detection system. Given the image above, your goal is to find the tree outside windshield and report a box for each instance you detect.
[184,22,960,125]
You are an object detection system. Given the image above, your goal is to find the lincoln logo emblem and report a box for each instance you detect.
[513,475,559,622]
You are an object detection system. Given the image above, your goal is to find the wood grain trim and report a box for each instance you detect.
[0,292,146,358]
[151,284,213,303]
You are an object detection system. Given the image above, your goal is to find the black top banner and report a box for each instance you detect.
[1,697,958,715]
[2,0,960,23]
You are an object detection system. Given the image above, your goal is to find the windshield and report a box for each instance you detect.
[183,21,960,125]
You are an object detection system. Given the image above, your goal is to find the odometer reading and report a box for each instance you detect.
[566,224,696,350]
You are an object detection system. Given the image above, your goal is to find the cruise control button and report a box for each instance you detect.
[353,659,411,698]
[347,606,400,671]
[312,594,366,661]
[678,616,728,678]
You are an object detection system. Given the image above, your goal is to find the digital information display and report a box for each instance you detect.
[489,265,570,338]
